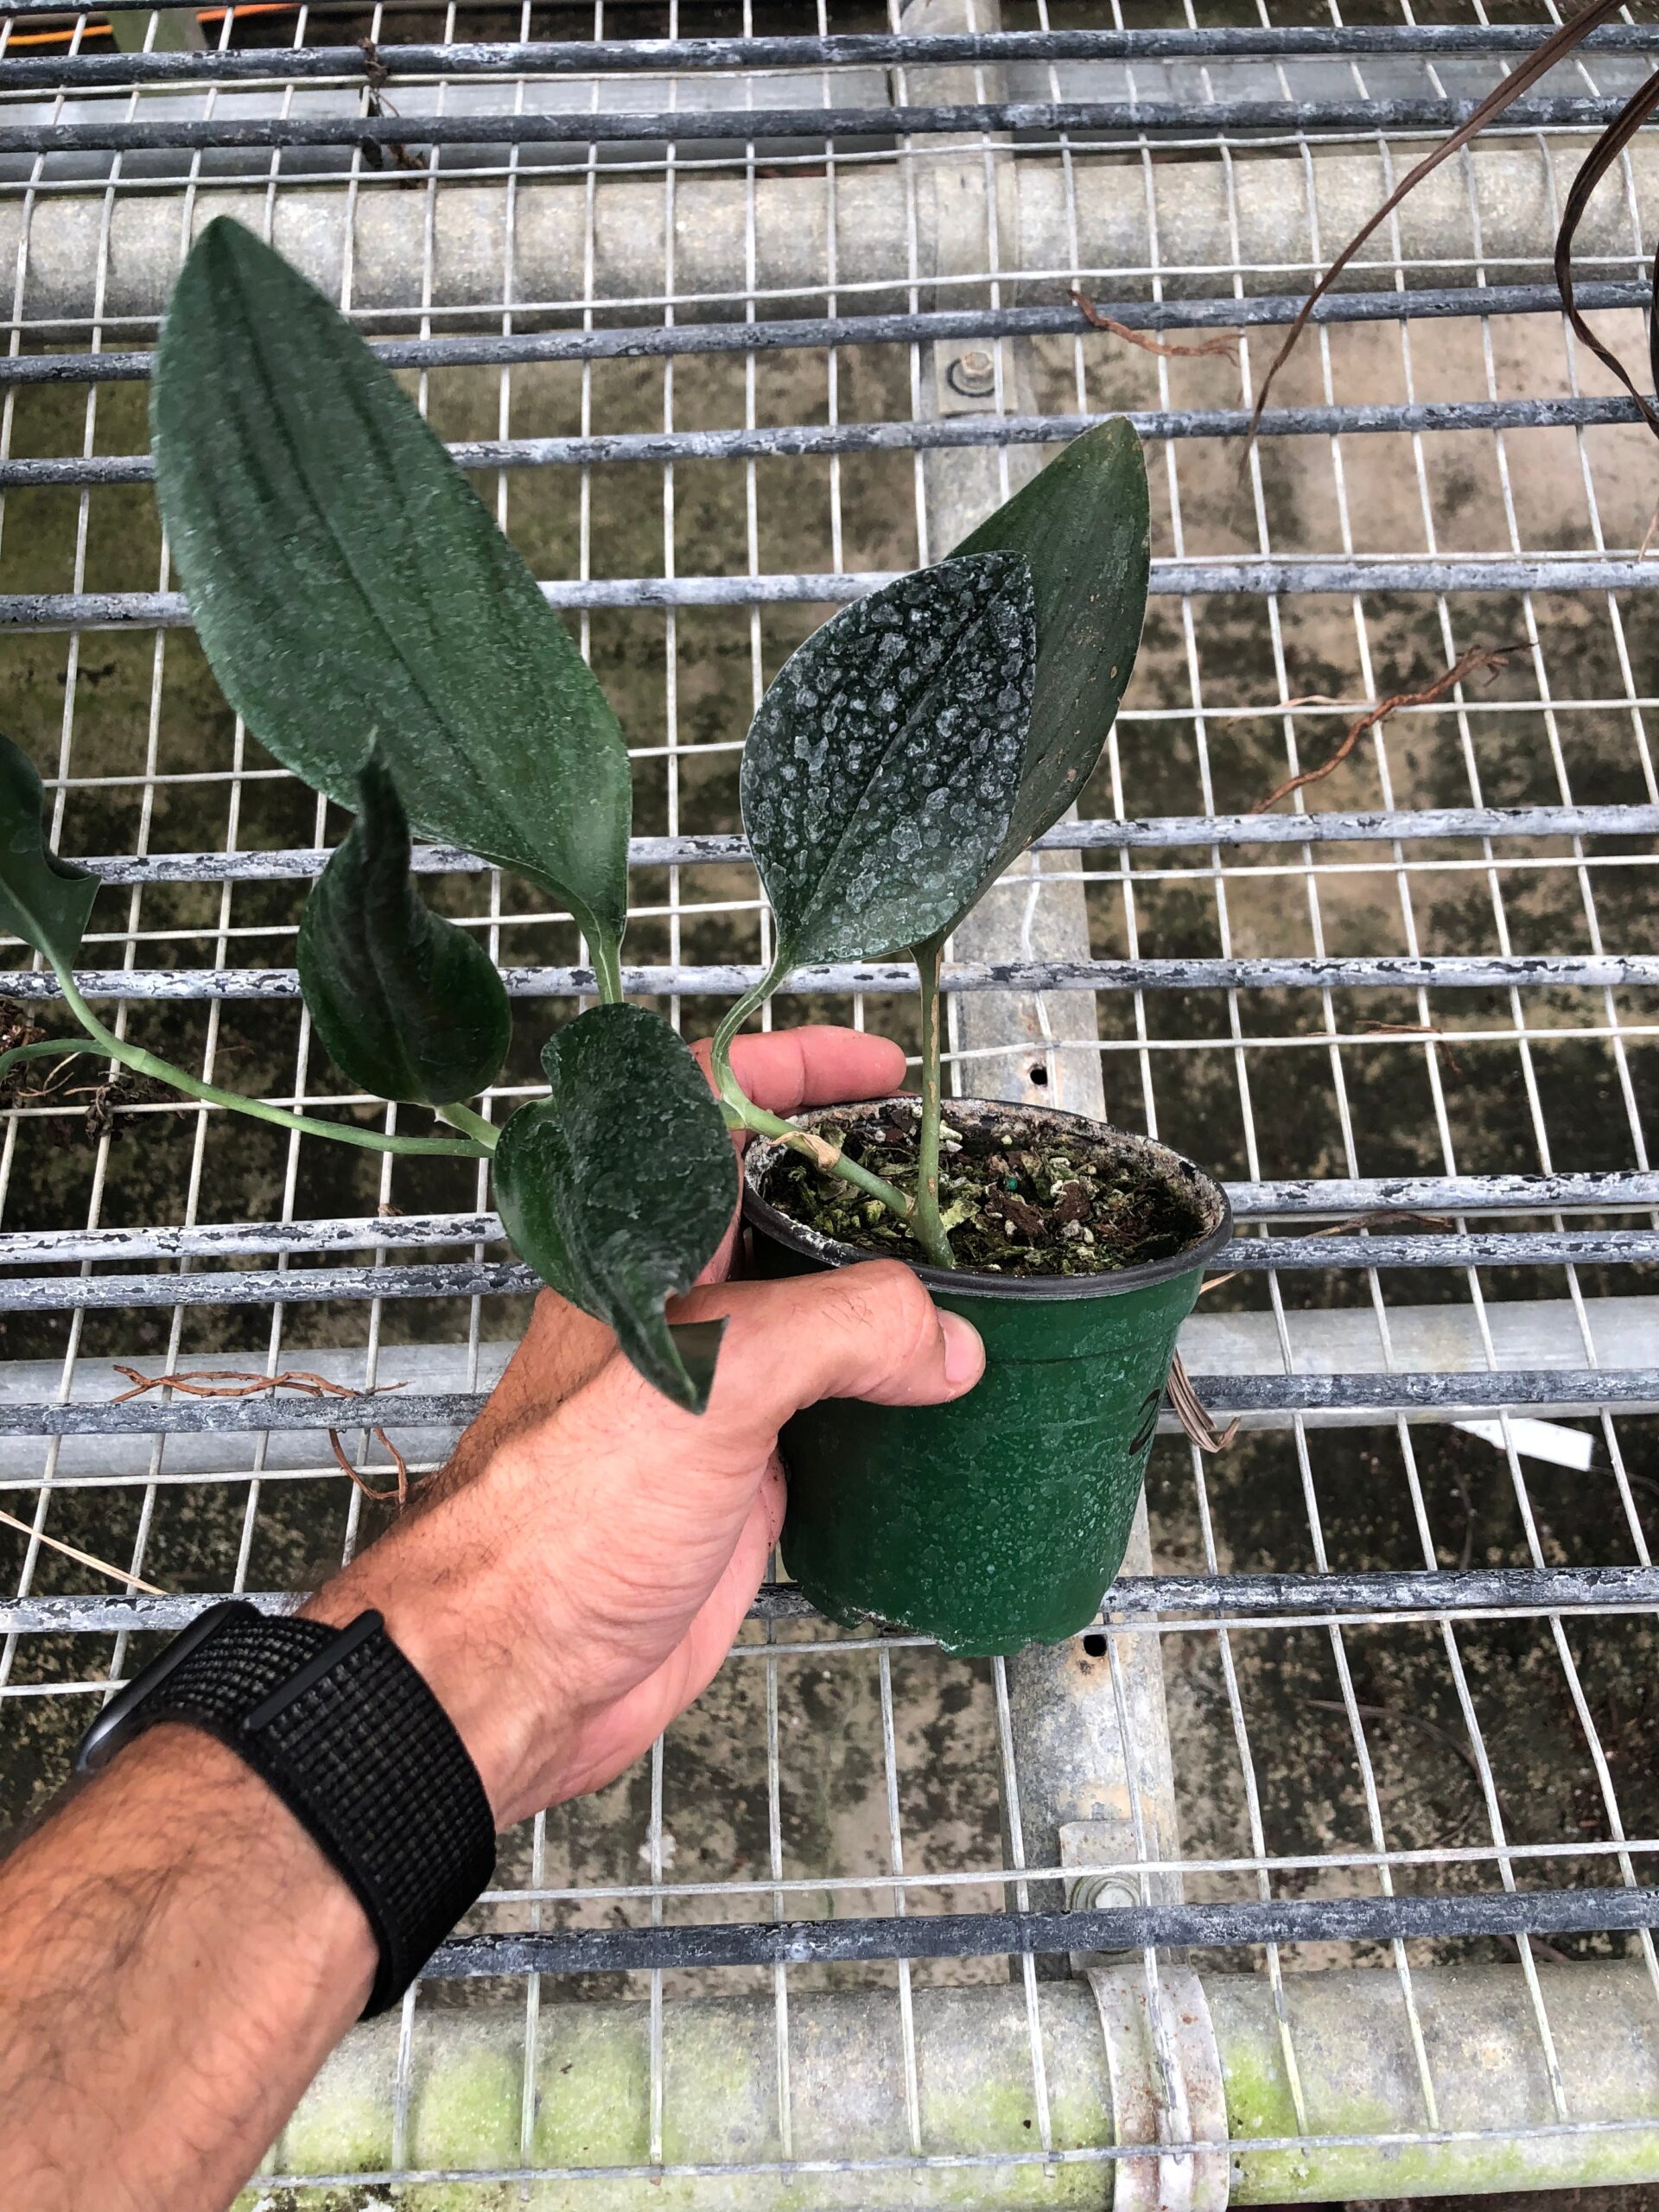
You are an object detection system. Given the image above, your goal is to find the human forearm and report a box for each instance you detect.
[0,1724,375,2212]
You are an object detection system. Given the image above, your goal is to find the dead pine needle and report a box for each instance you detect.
[1249,644,1522,816]
[1166,1352,1239,1454]
[0,1503,165,1596]
[1071,284,1240,365]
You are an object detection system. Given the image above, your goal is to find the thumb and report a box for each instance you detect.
[667,1258,985,1457]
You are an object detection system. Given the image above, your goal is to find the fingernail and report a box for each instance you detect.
[939,1311,985,1388]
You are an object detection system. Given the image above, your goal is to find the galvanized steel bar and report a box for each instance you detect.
[10,559,1658,629]
[1,94,1649,160]
[9,391,1649,491]
[5,953,1655,1001]
[3,1232,1655,1313]
[7,1563,1656,1637]
[1,1172,1652,1266]
[0,283,1643,391]
[1,1370,1653,1435]
[423,1886,1659,1979]
[62,806,1659,890]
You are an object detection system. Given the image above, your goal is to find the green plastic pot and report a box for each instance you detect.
[742,1099,1230,1657]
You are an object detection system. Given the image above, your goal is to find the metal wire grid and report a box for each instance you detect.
[0,1,1656,2198]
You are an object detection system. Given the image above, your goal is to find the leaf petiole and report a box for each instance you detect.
[711,960,923,1233]
[910,935,956,1270]
[436,1099,499,1151]
[46,966,491,1160]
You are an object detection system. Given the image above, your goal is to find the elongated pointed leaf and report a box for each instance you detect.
[153,218,632,956]
[0,732,97,969]
[297,753,511,1107]
[493,1005,736,1412]
[952,422,1150,904]
[741,552,1034,965]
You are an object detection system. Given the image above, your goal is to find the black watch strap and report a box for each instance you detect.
[75,1600,496,2016]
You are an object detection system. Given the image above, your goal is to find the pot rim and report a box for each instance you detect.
[741,1095,1234,1302]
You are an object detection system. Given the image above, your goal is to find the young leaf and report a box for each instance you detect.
[740,552,1035,965]
[0,731,97,969]
[951,421,1150,898]
[493,1004,736,1413]
[152,218,632,963]
[296,753,511,1107]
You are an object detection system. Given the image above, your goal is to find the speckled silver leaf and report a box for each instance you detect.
[950,422,1150,915]
[740,552,1035,965]
[0,731,97,969]
[296,752,512,1108]
[493,1004,737,1414]
[152,218,632,958]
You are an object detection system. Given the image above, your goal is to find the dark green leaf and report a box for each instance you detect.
[493,1004,736,1412]
[152,218,632,958]
[740,553,1034,964]
[952,422,1150,898]
[296,753,511,1107]
[0,731,97,969]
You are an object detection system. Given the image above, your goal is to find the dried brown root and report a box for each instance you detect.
[1071,284,1239,364]
[1249,644,1522,816]
[107,1366,413,1511]
[328,1427,410,1508]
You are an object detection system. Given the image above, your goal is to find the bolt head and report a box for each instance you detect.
[948,347,997,397]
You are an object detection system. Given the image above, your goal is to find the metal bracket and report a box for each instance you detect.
[1090,1966,1230,2212]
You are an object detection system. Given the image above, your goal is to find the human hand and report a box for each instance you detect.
[304,1027,985,1828]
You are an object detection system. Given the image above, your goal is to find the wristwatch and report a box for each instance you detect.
[75,1599,497,2015]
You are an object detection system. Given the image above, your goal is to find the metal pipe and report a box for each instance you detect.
[10,1563,1659,1638]
[10,391,1649,490]
[0,1170,1650,1264]
[5,16,1659,55]
[2,1369,1653,1437]
[0,281,1643,386]
[10,21,1659,70]
[0,1231,1652,1313]
[5,951,1656,999]
[4,139,1655,340]
[4,94,1655,161]
[252,1966,1659,2204]
[59,806,1659,888]
[10,557,1659,628]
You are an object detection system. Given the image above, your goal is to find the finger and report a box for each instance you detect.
[691,1026,906,1119]
[569,1261,984,1478]
[691,1027,906,1286]
[730,1024,909,1114]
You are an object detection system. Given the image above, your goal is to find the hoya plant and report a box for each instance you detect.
[0,219,1149,1413]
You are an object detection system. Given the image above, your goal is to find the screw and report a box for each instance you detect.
[947,346,997,397]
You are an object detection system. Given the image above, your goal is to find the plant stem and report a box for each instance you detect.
[435,1099,499,1150]
[710,952,921,1230]
[911,933,956,1269]
[590,933,626,1007]
[48,969,490,1160]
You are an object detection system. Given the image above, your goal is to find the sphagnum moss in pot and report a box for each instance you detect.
[0,219,1225,1658]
